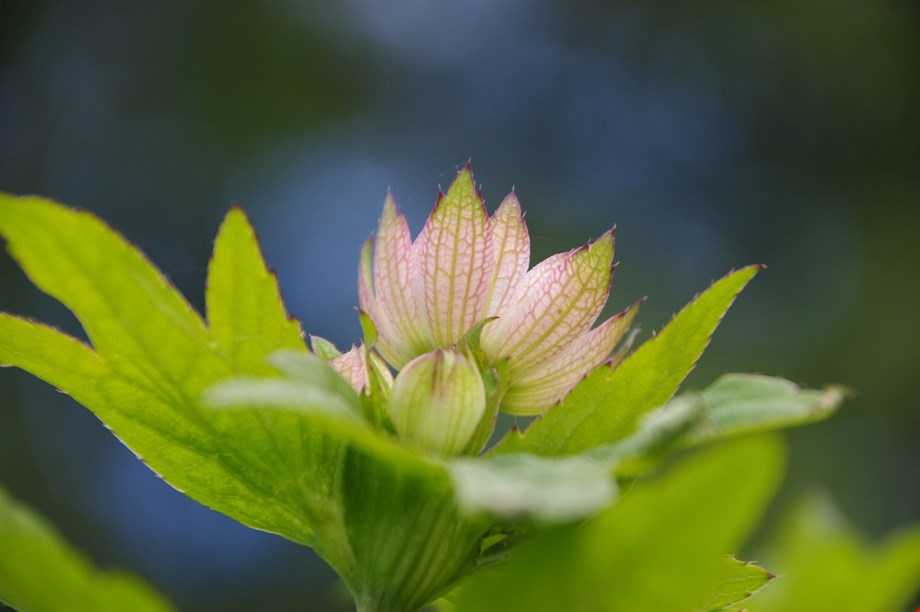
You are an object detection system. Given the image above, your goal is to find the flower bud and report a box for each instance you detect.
[387,349,486,455]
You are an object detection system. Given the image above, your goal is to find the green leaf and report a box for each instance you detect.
[0,197,343,548]
[0,484,171,612]
[496,265,760,456]
[206,352,491,611]
[449,453,617,522]
[0,195,210,387]
[206,206,306,374]
[0,314,107,409]
[207,351,363,420]
[451,371,840,524]
[698,557,774,611]
[683,373,844,445]
[340,450,489,612]
[451,395,699,522]
[747,494,920,612]
[609,374,845,477]
[451,436,786,612]
[205,351,426,472]
[0,197,492,609]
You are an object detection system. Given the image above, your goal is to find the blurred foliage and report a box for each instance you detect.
[748,494,920,612]
[0,484,171,612]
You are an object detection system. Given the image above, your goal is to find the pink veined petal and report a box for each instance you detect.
[484,192,530,318]
[358,235,379,318]
[501,302,640,415]
[481,231,615,374]
[480,250,567,359]
[415,166,494,346]
[331,344,370,393]
[373,194,431,362]
[358,235,415,368]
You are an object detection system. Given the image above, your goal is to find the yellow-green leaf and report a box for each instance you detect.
[207,207,306,373]
[0,196,339,550]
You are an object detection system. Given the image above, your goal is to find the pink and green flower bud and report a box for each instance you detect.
[359,164,636,416]
[386,349,486,455]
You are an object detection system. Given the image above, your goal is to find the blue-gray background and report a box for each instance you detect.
[1,1,918,609]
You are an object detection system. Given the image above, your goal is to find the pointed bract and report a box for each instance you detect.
[415,168,494,347]
[502,302,638,415]
[310,334,342,361]
[373,195,430,360]
[484,193,530,317]
[482,231,614,375]
[331,345,371,393]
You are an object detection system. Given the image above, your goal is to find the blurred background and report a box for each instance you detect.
[1,0,918,609]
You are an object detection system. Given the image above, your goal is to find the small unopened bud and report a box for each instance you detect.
[387,349,486,455]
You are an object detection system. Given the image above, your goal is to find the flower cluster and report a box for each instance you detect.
[331,166,635,453]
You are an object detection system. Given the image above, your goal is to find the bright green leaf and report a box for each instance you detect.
[0,484,171,612]
[698,557,774,611]
[590,393,704,465]
[0,314,107,409]
[0,197,347,549]
[0,194,210,386]
[496,266,760,456]
[0,197,489,610]
[206,206,306,374]
[205,351,429,474]
[451,436,785,612]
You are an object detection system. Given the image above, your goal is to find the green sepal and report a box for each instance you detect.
[460,356,509,456]
[310,334,343,361]
[459,316,498,365]
[358,308,379,347]
[359,345,395,433]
